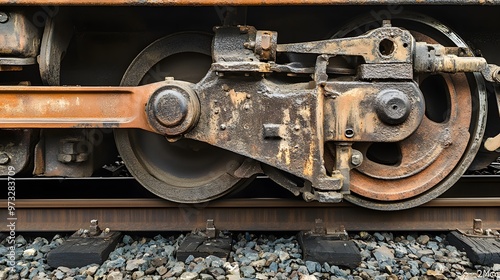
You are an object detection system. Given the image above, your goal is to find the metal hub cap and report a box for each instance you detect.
[147,83,200,136]
[375,89,411,125]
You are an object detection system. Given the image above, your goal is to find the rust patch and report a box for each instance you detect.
[228,89,247,107]
[0,82,171,133]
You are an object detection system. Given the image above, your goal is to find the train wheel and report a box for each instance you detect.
[333,13,487,210]
[115,33,251,203]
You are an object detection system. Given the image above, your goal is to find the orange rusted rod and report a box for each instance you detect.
[0,83,163,132]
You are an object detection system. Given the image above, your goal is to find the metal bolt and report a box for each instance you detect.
[0,153,10,165]
[220,124,226,130]
[89,219,101,236]
[206,219,216,239]
[351,154,362,166]
[260,33,271,50]
[293,125,300,131]
[246,94,251,99]
[243,104,250,110]
[214,108,220,114]
[164,77,174,81]
[57,154,74,163]
[243,41,256,49]
[0,12,8,23]
[473,218,483,235]
[351,150,364,166]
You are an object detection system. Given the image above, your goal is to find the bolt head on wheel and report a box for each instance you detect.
[375,89,411,125]
[146,82,200,136]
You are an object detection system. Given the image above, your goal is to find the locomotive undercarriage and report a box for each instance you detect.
[1,6,499,210]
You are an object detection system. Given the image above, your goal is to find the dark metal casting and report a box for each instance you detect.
[0,22,497,206]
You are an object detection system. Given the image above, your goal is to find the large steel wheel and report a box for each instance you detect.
[115,33,250,203]
[332,13,487,210]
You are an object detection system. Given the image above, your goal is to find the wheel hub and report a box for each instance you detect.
[146,82,200,136]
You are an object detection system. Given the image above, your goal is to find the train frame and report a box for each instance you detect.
[0,1,499,210]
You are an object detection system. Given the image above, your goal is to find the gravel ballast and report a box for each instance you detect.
[1,232,499,279]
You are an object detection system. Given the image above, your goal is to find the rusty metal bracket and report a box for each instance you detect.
[332,143,352,193]
[0,11,41,64]
[73,219,115,238]
[484,83,500,152]
[309,219,348,240]
[277,26,414,64]
[414,42,488,73]
[323,81,425,142]
[39,9,73,85]
[0,129,36,175]
[33,129,117,177]
[481,64,500,83]
[457,219,500,239]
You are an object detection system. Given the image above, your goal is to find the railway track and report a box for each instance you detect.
[9,197,500,232]
[5,175,500,232]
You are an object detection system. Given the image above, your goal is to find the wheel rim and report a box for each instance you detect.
[332,13,487,210]
[115,33,250,203]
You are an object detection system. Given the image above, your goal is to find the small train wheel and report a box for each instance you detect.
[115,33,251,203]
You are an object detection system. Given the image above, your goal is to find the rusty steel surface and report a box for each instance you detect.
[0,83,165,132]
[0,12,40,60]
[0,0,499,5]
[338,20,487,209]
[6,198,500,232]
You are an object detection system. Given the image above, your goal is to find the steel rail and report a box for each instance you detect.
[7,198,500,232]
[0,0,498,6]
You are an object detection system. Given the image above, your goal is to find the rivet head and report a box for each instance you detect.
[220,124,227,130]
